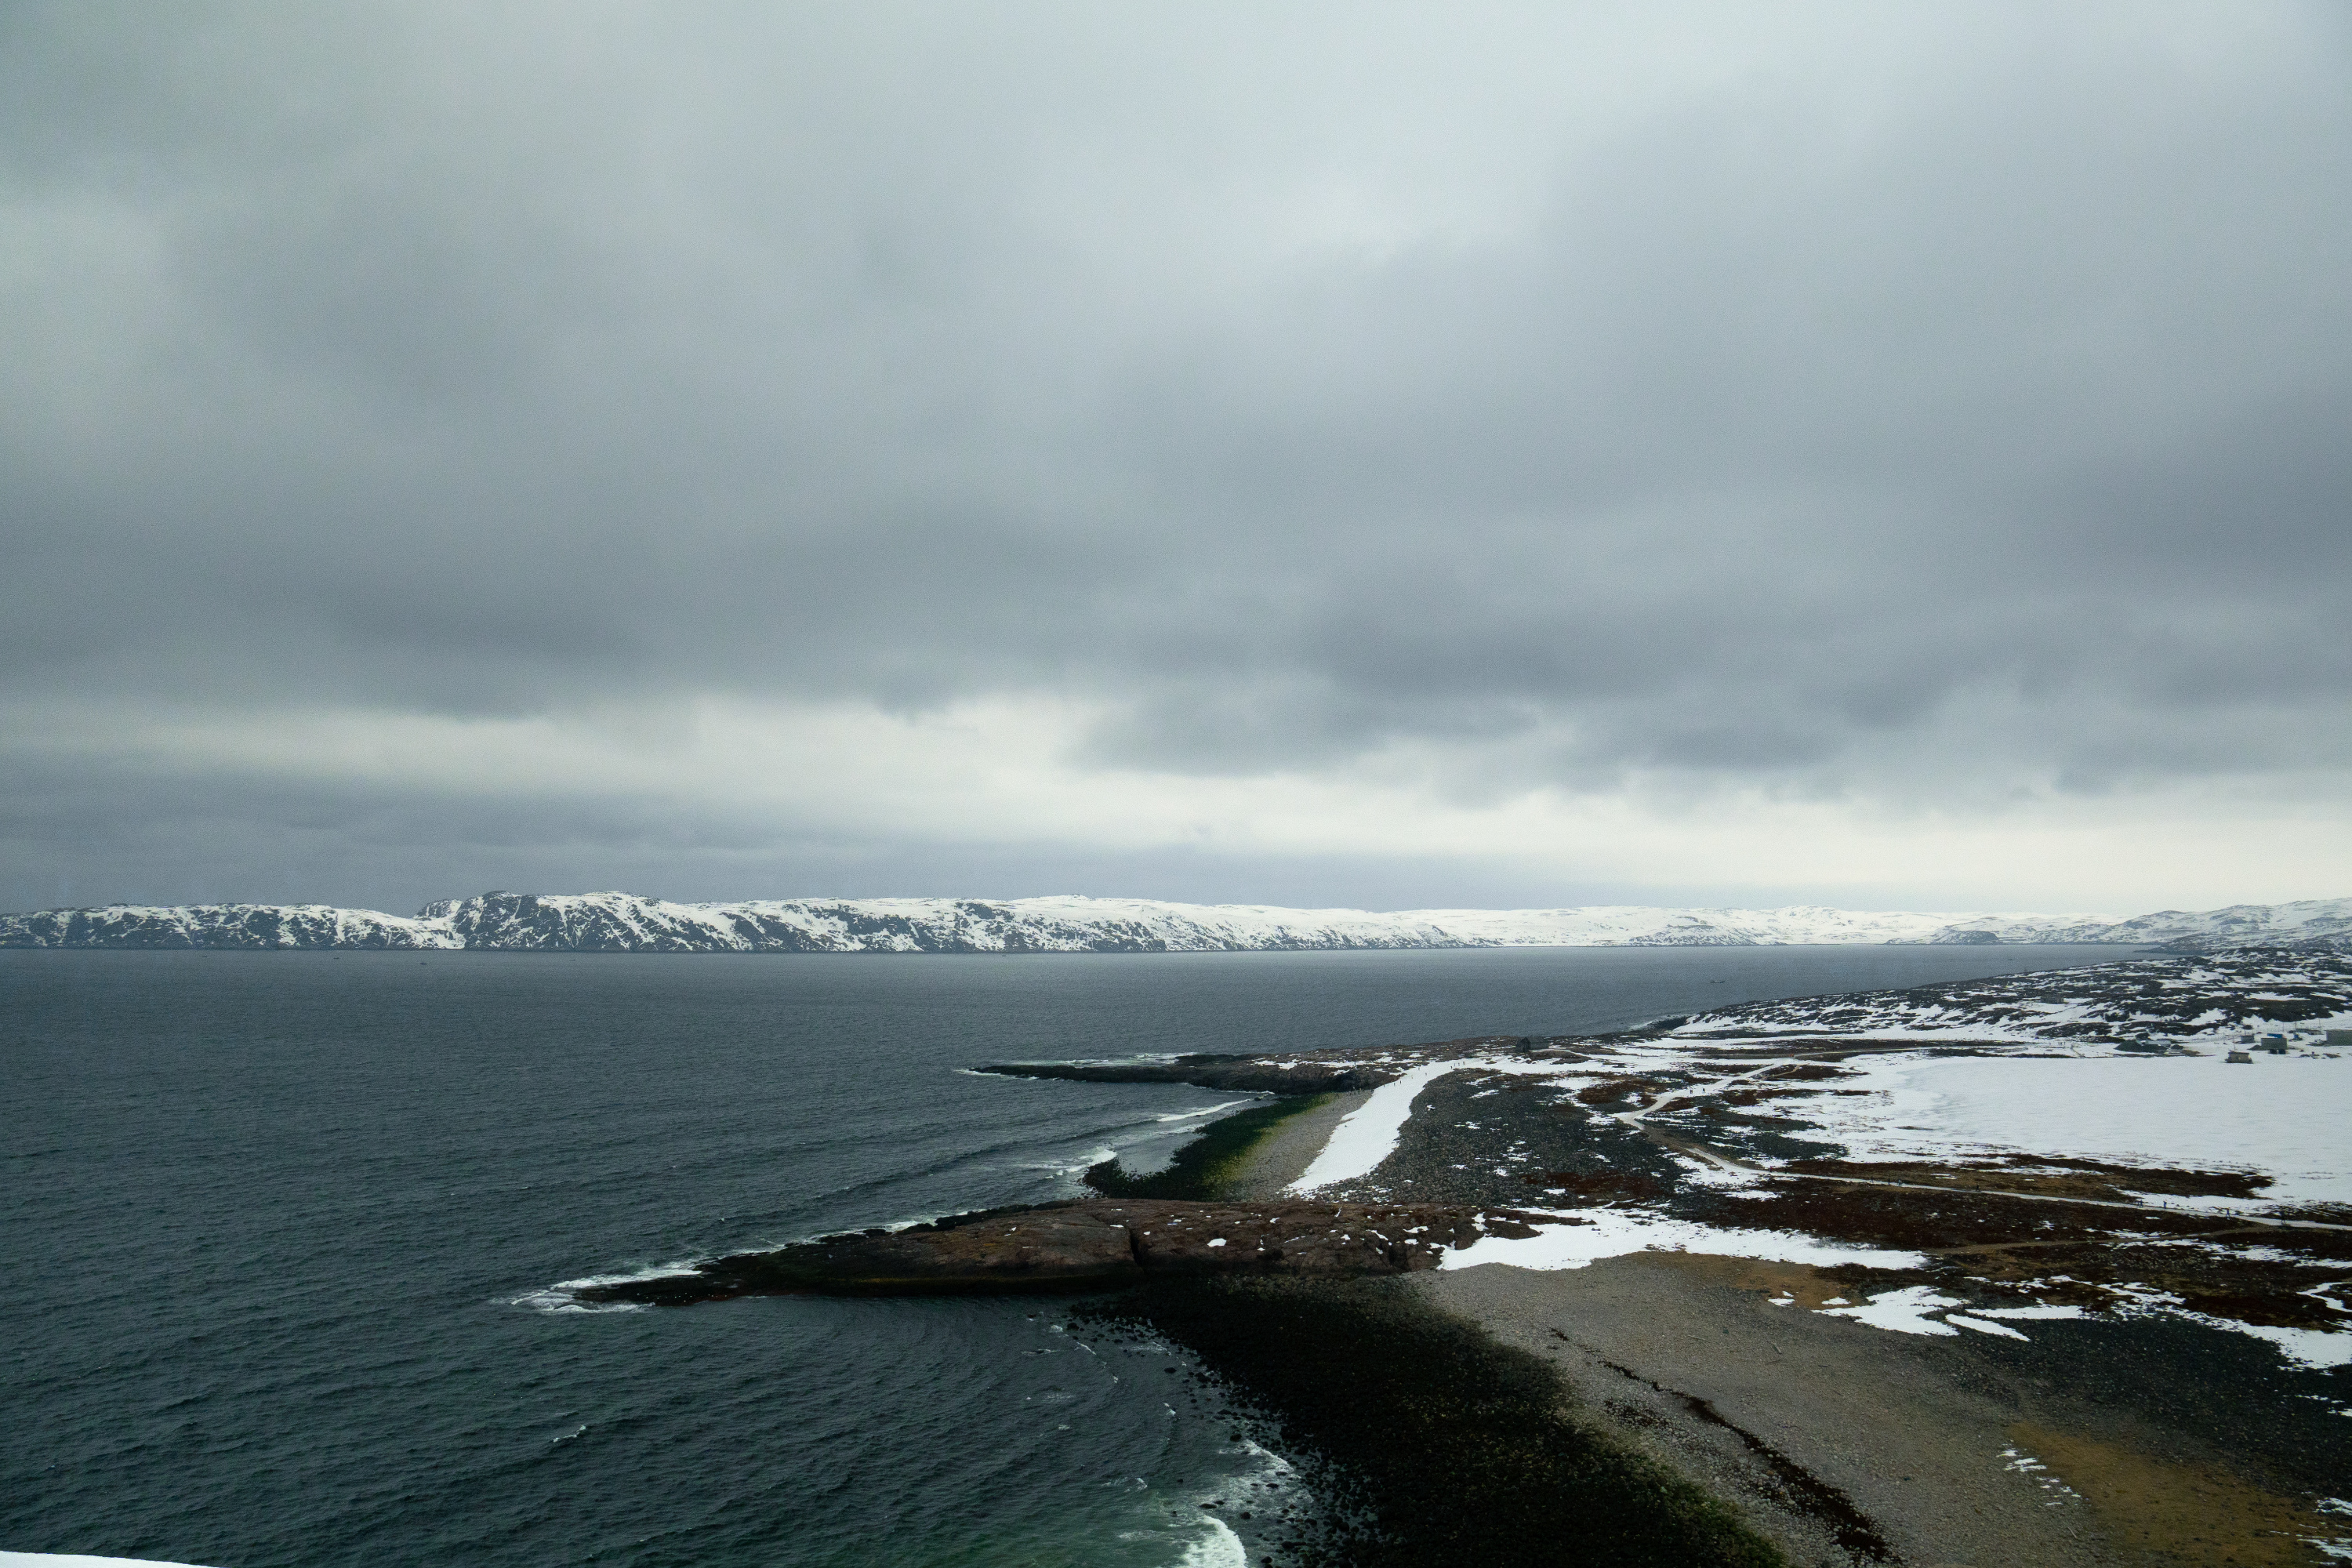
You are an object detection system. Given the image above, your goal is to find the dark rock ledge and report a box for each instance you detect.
[572,1199,1550,1305]
[974,1035,1549,1095]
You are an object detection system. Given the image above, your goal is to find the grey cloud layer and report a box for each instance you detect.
[3,2,2349,902]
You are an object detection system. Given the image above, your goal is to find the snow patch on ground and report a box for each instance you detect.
[1438,1210,1922,1274]
[1817,1284,1968,1336]
[1783,1051,2352,1210]
[2227,1323,2352,1372]
[1288,1061,1468,1192]
[1944,1312,2031,1340]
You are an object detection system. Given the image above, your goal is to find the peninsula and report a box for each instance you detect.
[566,945,2352,1565]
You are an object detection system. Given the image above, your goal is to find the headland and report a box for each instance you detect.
[562,947,2352,1564]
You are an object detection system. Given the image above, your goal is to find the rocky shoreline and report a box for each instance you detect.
[570,1197,1551,1306]
[564,949,2352,1564]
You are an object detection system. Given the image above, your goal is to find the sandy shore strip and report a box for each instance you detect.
[1417,1255,2343,1567]
[1421,1257,2100,1566]
[1225,1089,1369,1199]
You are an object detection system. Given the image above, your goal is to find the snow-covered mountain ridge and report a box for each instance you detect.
[3,890,2347,953]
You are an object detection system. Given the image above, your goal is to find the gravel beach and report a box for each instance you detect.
[1228,1090,1370,1198]
[1421,1257,2109,1566]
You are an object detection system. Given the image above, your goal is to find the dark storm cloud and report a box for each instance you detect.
[2,1,2349,906]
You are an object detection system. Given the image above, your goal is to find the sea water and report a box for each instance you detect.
[2,943,2122,1566]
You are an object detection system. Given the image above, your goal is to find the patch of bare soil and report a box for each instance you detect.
[1700,1176,2213,1253]
[2006,1422,2344,1568]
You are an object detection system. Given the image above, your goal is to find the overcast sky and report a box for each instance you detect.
[3,2,2348,916]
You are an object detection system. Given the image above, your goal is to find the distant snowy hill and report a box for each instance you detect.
[1906,897,2352,951]
[1,901,461,950]
[2,888,2343,953]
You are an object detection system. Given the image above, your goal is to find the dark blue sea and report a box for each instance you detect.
[3,943,2125,1567]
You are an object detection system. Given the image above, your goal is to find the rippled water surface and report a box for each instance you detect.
[2,943,2123,1566]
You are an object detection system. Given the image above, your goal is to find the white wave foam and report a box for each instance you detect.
[516,1261,706,1313]
[1174,1517,1247,1568]
[513,1293,643,1314]
[1157,1098,1261,1123]
[0,1556,220,1568]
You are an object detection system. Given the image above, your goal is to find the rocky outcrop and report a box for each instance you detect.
[569,1199,1549,1305]
[977,1038,1542,1094]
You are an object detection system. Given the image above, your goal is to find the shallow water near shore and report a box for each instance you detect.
[3,942,2125,1566]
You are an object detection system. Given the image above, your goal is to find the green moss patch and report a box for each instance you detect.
[1084,1094,1332,1200]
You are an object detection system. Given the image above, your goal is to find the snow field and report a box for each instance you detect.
[1787,1049,2352,1211]
[1278,1040,2350,1371]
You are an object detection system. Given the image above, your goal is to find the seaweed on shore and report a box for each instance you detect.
[1086,1276,1788,1568]
[1084,1094,1332,1200]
